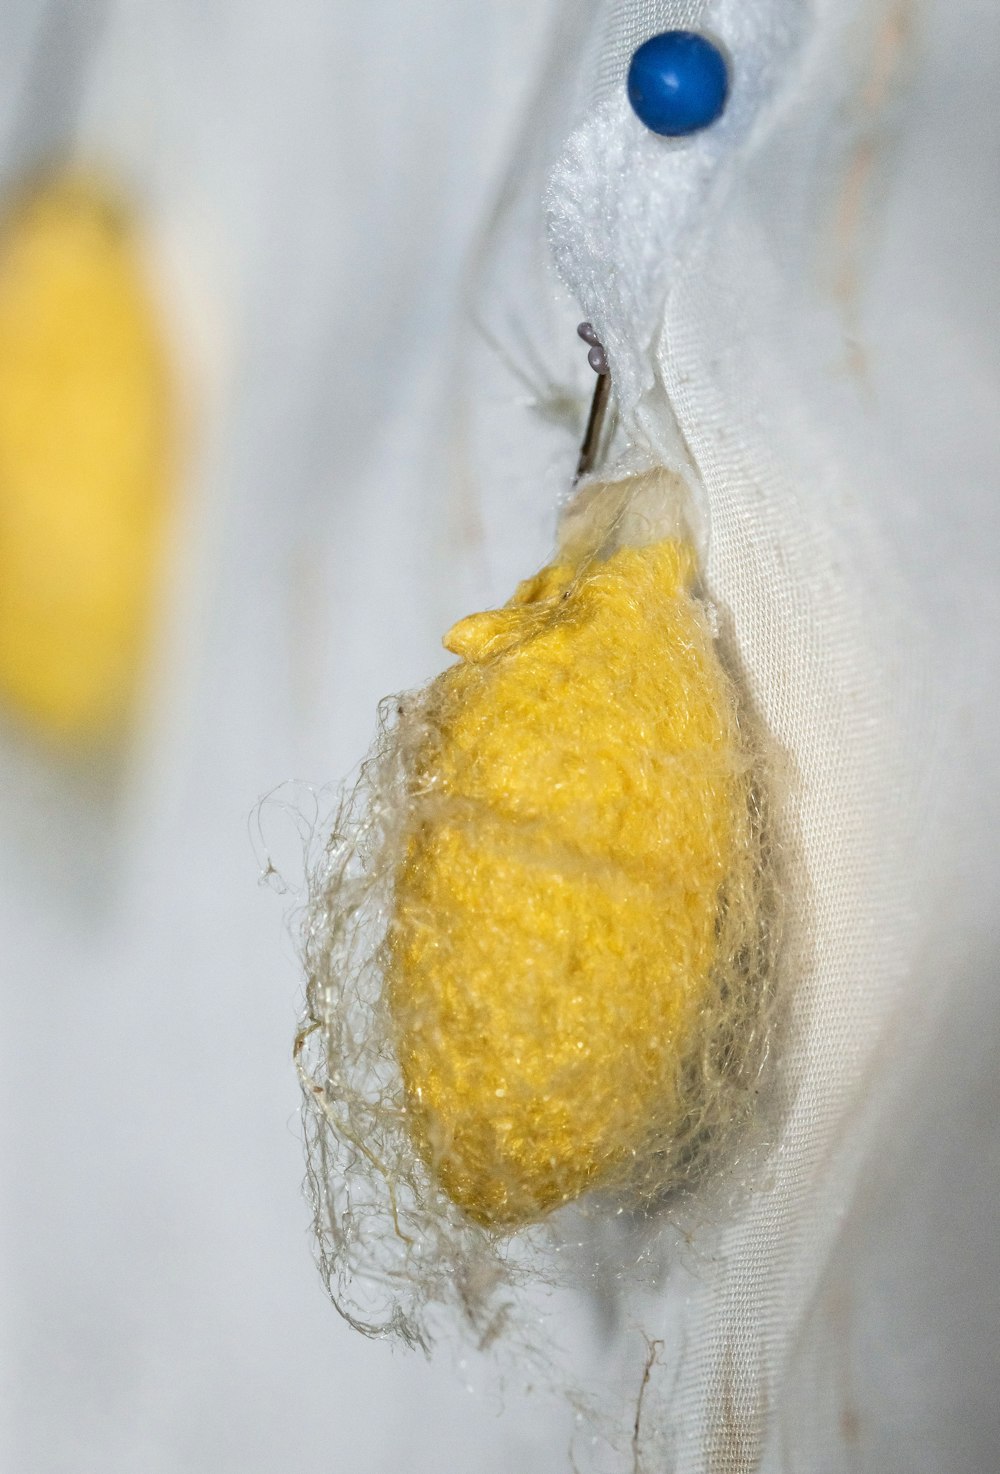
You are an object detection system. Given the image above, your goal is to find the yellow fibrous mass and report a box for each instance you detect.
[0,174,172,743]
[388,535,755,1229]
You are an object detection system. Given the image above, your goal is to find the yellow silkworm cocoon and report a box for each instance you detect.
[0,175,172,743]
[388,528,758,1229]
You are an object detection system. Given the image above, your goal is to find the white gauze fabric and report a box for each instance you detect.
[452,0,999,1467]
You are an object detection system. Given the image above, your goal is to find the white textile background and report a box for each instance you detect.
[2,0,998,1471]
[1,2,577,1471]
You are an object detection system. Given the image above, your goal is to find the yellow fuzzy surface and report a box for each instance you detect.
[388,537,752,1229]
[0,175,171,743]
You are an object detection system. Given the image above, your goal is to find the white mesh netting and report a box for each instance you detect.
[432,0,1000,1467]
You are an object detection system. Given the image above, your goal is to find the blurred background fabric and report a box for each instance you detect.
[2,1,998,1471]
[0,2,579,1469]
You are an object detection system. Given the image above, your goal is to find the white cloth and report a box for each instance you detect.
[2,0,998,1470]
[461,0,1000,1467]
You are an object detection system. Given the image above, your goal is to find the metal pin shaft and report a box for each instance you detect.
[574,322,611,482]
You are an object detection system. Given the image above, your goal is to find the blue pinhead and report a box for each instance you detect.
[627,31,730,138]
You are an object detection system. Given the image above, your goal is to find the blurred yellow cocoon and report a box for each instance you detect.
[0,174,172,745]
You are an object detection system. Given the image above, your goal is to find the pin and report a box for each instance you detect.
[575,322,611,481]
[626,31,730,138]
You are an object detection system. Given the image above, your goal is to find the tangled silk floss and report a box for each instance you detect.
[296,31,775,1340]
[390,480,772,1229]
[298,459,776,1334]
